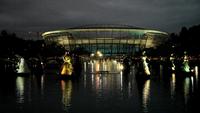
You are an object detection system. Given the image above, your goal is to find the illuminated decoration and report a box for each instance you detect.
[181,52,190,73]
[42,24,168,56]
[60,53,73,76]
[169,53,176,71]
[141,51,150,76]
[16,57,31,74]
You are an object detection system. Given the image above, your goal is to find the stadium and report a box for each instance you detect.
[42,24,169,57]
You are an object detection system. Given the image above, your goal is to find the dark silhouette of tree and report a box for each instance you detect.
[149,24,200,57]
[176,25,200,55]
[0,30,25,57]
[42,42,65,57]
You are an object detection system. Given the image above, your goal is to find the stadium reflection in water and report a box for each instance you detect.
[0,60,200,113]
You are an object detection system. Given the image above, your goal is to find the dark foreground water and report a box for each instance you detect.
[0,60,200,113]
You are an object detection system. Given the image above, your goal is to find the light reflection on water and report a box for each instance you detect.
[16,77,25,104]
[170,73,176,99]
[61,80,72,111]
[184,77,191,105]
[142,80,150,113]
[1,60,200,113]
[87,60,123,73]
[40,75,44,96]
[195,66,198,88]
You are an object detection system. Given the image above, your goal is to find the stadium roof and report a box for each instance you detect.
[42,24,168,37]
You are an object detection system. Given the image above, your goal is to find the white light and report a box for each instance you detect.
[16,77,24,104]
[195,66,198,76]
[91,53,94,57]
[113,60,117,63]
[16,57,30,73]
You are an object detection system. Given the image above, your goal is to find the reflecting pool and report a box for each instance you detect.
[0,60,199,113]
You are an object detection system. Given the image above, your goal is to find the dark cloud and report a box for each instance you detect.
[0,0,200,33]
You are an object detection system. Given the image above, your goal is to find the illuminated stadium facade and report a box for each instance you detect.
[42,25,169,56]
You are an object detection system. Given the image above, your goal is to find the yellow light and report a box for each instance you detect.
[61,80,72,111]
[63,56,71,63]
[113,60,117,63]
[170,73,176,99]
[119,64,124,70]
[96,51,103,57]
[96,51,100,55]
[61,55,73,76]
[99,53,103,57]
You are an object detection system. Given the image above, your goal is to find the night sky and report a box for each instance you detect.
[0,0,200,33]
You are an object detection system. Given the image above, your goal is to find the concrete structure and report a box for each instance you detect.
[42,25,169,56]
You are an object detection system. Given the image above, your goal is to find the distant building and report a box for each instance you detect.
[42,24,169,56]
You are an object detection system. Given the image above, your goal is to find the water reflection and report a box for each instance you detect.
[61,80,72,111]
[84,62,87,73]
[170,73,176,99]
[1,61,200,113]
[142,80,151,113]
[87,59,123,73]
[194,66,198,88]
[195,66,198,76]
[41,75,44,94]
[159,64,163,77]
[16,77,25,104]
[184,77,191,105]
[34,75,45,96]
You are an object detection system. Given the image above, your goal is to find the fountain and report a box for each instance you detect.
[136,51,150,79]
[141,51,151,76]
[16,57,31,75]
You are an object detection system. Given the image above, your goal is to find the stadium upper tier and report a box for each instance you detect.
[42,25,169,56]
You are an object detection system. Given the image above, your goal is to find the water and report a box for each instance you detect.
[0,60,199,113]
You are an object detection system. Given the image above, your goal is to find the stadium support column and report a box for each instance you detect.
[89,39,91,53]
[111,39,113,56]
[96,38,98,52]
[132,36,136,55]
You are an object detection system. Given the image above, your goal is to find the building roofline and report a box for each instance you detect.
[42,28,168,38]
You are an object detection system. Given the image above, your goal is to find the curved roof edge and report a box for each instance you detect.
[42,25,169,37]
